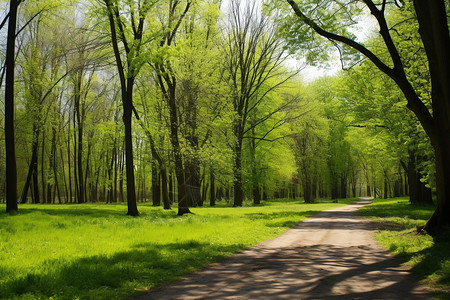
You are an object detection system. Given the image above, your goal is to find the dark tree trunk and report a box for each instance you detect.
[158,79,189,215]
[52,127,61,204]
[303,179,313,204]
[233,139,243,207]
[5,0,18,212]
[67,122,73,203]
[339,175,347,199]
[152,160,160,206]
[185,160,200,207]
[253,185,261,205]
[413,0,450,234]
[119,149,124,202]
[405,153,434,206]
[75,76,84,204]
[20,126,40,204]
[161,168,171,209]
[123,84,139,215]
[168,172,173,204]
[41,130,47,203]
[113,139,118,202]
[105,0,139,215]
[209,167,215,206]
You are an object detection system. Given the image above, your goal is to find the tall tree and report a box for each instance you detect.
[4,0,19,212]
[224,0,292,206]
[150,0,192,215]
[277,0,450,235]
[101,0,155,216]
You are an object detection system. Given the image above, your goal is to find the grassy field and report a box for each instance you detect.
[0,198,354,300]
[359,197,450,298]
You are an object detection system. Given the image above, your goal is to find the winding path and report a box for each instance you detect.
[136,199,430,299]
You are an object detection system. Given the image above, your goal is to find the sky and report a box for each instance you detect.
[220,0,377,83]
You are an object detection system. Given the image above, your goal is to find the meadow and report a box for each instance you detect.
[359,197,450,298]
[0,199,353,300]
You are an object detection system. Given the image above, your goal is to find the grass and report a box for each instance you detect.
[359,197,450,298]
[0,198,354,300]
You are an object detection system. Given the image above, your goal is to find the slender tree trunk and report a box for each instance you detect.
[233,138,243,207]
[20,126,39,204]
[161,168,170,209]
[168,172,173,204]
[75,92,84,203]
[152,160,160,206]
[113,139,118,202]
[52,127,61,204]
[119,149,124,202]
[123,82,139,215]
[208,168,215,207]
[67,122,73,203]
[5,0,18,212]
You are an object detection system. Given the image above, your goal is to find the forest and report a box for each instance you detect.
[1,0,449,234]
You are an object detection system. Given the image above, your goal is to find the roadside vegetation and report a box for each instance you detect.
[0,199,354,300]
[359,197,450,298]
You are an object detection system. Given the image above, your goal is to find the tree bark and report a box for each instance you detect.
[233,138,244,207]
[123,82,139,215]
[404,153,434,206]
[152,160,161,206]
[5,0,18,212]
[413,0,450,234]
[209,167,216,206]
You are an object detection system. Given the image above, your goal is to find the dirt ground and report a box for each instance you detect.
[135,199,431,299]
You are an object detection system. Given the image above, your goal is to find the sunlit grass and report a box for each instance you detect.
[0,198,351,300]
[359,197,450,298]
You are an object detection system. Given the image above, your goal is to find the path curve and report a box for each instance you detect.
[135,199,430,299]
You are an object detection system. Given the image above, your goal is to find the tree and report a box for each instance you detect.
[4,0,19,212]
[100,0,156,216]
[278,0,450,235]
[150,0,192,215]
[223,0,293,206]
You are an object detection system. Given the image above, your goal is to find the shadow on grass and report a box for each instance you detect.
[394,231,450,299]
[0,241,245,300]
[358,200,434,221]
[358,198,449,298]
[0,205,178,220]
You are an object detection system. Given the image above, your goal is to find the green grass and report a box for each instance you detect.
[0,198,353,300]
[359,197,450,298]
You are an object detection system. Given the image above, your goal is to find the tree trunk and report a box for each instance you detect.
[405,153,434,206]
[20,126,39,204]
[168,172,173,204]
[233,139,243,207]
[165,82,190,215]
[412,0,450,234]
[161,168,171,209]
[152,160,160,206]
[209,167,215,206]
[5,0,18,212]
[123,84,139,216]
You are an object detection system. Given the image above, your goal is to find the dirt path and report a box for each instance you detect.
[135,199,430,299]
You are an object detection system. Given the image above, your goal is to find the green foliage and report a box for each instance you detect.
[0,200,347,299]
[359,198,450,297]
